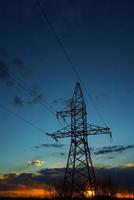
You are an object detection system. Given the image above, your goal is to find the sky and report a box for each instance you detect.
[0,0,134,197]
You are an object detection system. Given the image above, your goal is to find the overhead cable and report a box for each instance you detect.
[36,0,108,127]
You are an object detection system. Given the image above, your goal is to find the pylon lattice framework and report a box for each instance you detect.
[47,82,111,198]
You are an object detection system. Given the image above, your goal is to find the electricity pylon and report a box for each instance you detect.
[47,82,111,198]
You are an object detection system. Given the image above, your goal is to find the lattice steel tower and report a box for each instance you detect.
[47,82,111,198]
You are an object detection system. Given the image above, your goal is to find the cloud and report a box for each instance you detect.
[38,167,134,192]
[0,53,38,91]
[12,96,24,107]
[11,84,44,107]
[107,156,115,160]
[12,94,44,107]
[27,94,44,105]
[94,145,134,155]
[0,59,44,107]
[12,83,44,107]
[0,173,52,198]
[2,173,17,180]
[122,162,134,168]
[35,143,64,149]
[28,160,45,167]
[0,166,134,197]
[39,168,65,182]
[95,167,134,192]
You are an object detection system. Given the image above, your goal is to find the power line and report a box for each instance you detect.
[9,71,67,127]
[0,67,57,115]
[0,66,68,129]
[0,104,47,135]
[36,0,108,127]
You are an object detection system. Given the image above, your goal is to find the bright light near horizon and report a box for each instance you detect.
[84,189,95,197]
[122,162,134,168]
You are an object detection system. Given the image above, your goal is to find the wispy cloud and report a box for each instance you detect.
[0,60,43,107]
[12,94,44,107]
[0,49,37,86]
[12,96,24,107]
[27,94,44,105]
[12,83,44,107]
[94,145,134,155]
[35,143,64,149]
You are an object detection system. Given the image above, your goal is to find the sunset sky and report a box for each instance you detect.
[0,0,134,197]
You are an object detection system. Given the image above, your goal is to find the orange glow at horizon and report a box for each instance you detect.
[0,187,134,199]
[0,188,57,198]
[116,192,134,199]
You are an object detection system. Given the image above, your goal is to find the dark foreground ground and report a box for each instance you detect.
[0,197,134,200]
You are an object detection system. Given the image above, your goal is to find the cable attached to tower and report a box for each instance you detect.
[36,0,108,127]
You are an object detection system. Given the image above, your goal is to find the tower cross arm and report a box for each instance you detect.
[87,124,112,137]
[46,124,111,142]
[46,125,71,142]
[57,110,71,120]
[56,101,72,121]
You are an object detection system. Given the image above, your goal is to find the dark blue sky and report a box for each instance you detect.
[0,0,134,176]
